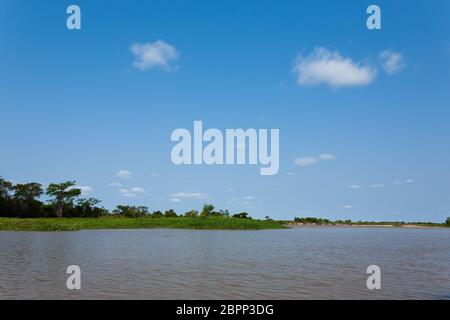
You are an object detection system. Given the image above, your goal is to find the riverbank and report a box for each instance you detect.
[286,222,448,229]
[0,217,286,231]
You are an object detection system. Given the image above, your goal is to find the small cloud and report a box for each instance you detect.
[348,185,361,189]
[130,40,179,71]
[318,154,336,161]
[117,170,132,180]
[75,186,93,196]
[294,154,336,167]
[171,192,209,200]
[293,47,376,88]
[131,187,146,194]
[294,157,318,167]
[108,182,123,188]
[150,173,159,177]
[393,179,415,185]
[118,189,137,198]
[379,50,405,75]
[244,196,254,200]
[286,172,296,176]
[341,205,355,209]
[368,184,384,188]
[170,198,181,202]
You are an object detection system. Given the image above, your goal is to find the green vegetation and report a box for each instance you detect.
[446,217,450,226]
[294,217,332,225]
[0,177,284,231]
[0,216,285,232]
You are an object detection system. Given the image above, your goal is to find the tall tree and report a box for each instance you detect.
[200,204,215,217]
[13,183,43,215]
[13,183,43,202]
[0,177,13,200]
[46,181,81,218]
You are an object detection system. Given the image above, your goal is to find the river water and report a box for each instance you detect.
[0,227,449,299]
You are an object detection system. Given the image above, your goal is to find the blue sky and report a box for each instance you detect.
[1,0,449,222]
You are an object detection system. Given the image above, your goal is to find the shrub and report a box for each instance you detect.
[232,212,251,219]
[113,205,149,218]
[184,210,198,218]
[164,209,178,217]
[200,204,215,217]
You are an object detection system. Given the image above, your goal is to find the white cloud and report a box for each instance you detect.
[341,205,355,209]
[117,170,132,180]
[75,186,93,196]
[244,196,254,200]
[348,185,361,189]
[379,50,405,75]
[368,184,384,188]
[294,157,318,167]
[108,182,122,187]
[294,153,336,167]
[122,193,137,198]
[318,154,336,160]
[170,198,181,202]
[131,187,146,194]
[130,40,179,71]
[293,47,376,88]
[118,189,137,198]
[393,179,415,185]
[286,172,296,176]
[171,192,209,200]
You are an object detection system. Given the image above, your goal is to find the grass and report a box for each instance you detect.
[0,216,287,232]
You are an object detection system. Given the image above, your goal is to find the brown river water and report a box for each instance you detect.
[0,227,449,299]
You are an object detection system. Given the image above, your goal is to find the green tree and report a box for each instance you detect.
[72,198,106,218]
[232,212,250,219]
[13,183,43,202]
[0,177,13,200]
[152,210,163,218]
[184,210,199,218]
[200,204,215,217]
[165,209,178,217]
[46,181,81,218]
[113,205,148,218]
[220,209,230,217]
[446,217,450,226]
[13,183,43,216]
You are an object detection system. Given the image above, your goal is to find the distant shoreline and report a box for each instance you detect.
[286,222,449,229]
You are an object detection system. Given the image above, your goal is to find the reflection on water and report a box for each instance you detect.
[0,227,449,299]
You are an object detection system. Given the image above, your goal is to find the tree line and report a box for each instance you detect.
[0,177,252,219]
[294,216,450,226]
